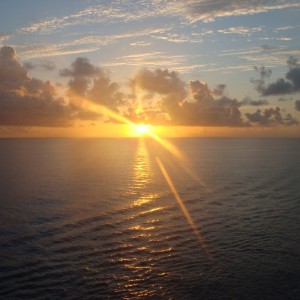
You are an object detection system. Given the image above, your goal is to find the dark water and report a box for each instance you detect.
[0,138,299,299]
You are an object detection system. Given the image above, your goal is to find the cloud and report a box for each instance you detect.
[242,97,269,106]
[0,46,298,129]
[16,0,299,42]
[24,60,56,71]
[275,37,292,41]
[0,46,79,126]
[213,84,226,96]
[273,25,298,32]
[17,44,99,60]
[19,3,170,34]
[172,0,300,23]
[0,46,28,89]
[218,46,300,74]
[245,107,298,126]
[181,80,246,126]
[130,68,186,97]
[23,61,35,70]
[153,32,202,44]
[60,57,124,110]
[126,68,186,124]
[253,56,300,96]
[15,26,171,60]
[0,33,10,43]
[218,26,263,36]
[106,52,210,74]
[130,41,151,47]
[128,69,247,126]
[127,68,298,127]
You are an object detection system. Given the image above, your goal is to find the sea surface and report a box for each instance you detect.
[0,137,299,299]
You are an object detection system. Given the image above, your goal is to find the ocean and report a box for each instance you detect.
[0,138,299,299]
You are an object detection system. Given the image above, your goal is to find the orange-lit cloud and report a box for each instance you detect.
[127,68,297,127]
[0,46,77,126]
[0,46,298,131]
[60,57,124,110]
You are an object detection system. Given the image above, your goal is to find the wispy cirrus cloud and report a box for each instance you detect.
[15,26,172,59]
[218,26,264,36]
[104,52,187,69]
[218,46,300,70]
[18,2,169,34]
[0,33,11,44]
[273,25,300,32]
[129,41,151,47]
[16,43,99,60]
[169,0,300,23]
[17,0,300,36]
[104,51,213,74]
[153,32,203,44]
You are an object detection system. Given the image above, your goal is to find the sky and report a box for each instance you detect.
[1,0,300,137]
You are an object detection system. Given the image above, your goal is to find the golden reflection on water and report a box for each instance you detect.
[129,139,165,209]
[132,138,151,189]
[113,138,171,298]
[111,138,215,298]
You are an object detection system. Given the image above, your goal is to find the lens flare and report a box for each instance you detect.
[155,157,213,261]
[69,96,214,258]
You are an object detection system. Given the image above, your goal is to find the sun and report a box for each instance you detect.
[134,124,151,136]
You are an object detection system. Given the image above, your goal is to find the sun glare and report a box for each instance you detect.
[135,124,150,136]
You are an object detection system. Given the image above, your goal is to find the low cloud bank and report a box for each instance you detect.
[0,46,298,128]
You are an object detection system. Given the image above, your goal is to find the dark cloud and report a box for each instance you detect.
[261,45,272,51]
[60,57,123,109]
[23,61,35,70]
[253,57,300,96]
[128,68,186,123]
[41,61,56,71]
[0,46,29,89]
[287,56,298,68]
[0,46,77,126]
[213,84,226,96]
[128,70,246,127]
[128,68,298,127]
[60,57,102,96]
[295,100,300,111]
[245,107,298,126]
[284,113,298,125]
[179,80,246,126]
[251,66,271,95]
[255,65,272,79]
[0,46,298,129]
[261,78,293,96]
[241,97,269,106]
[130,68,186,97]
[278,97,293,102]
[24,60,56,71]
[0,47,122,127]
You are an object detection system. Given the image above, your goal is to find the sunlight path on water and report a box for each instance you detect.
[75,97,216,261]
[79,97,213,192]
